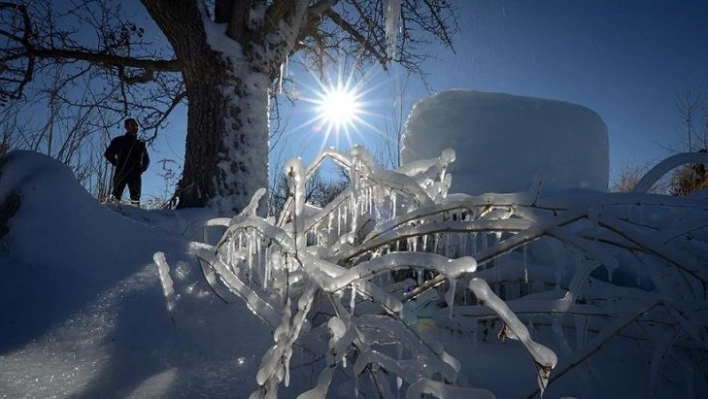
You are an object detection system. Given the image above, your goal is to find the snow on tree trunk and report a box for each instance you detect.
[179,65,270,214]
[144,0,273,214]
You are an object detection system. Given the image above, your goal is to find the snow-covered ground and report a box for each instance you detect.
[0,151,274,398]
[2,147,707,398]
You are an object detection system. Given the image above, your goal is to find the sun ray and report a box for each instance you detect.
[281,61,395,158]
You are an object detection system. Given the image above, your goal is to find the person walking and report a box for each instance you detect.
[104,118,150,205]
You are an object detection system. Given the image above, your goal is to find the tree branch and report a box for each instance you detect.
[26,47,181,72]
[323,8,388,70]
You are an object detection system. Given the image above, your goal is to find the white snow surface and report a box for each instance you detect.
[401,89,609,195]
[2,147,707,398]
[0,151,273,398]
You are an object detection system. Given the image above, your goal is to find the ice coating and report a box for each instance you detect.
[153,252,177,319]
[468,277,557,392]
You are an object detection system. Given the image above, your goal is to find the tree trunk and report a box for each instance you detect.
[179,65,270,215]
[142,0,271,215]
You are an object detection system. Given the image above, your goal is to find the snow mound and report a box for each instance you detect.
[401,89,609,194]
[0,151,272,398]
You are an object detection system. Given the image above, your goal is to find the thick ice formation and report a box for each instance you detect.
[401,90,609,195]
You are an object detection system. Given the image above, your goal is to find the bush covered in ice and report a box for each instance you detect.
[159,146,708,398]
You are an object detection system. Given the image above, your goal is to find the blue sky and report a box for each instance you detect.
[144,0,708,199]
[436,0,708,170]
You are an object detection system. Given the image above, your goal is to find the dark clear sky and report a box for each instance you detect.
[414,0,708,176]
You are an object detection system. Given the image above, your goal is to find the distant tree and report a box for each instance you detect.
[670,85,708,195]
[0,72,112,198]
[0,0,457,214]
[617,85,708,196]
[269,167,347,216]
[675,84,708,152]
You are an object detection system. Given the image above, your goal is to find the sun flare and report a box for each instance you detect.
[315,85,362,130]
[293,68,386,153]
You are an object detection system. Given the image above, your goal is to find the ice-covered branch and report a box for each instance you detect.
[469,278,557,393]
[181,147,708,397]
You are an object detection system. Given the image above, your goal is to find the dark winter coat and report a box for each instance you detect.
[104,133,150,177]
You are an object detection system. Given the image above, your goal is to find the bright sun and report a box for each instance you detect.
[315,84,362,131]
[294,69,382,152]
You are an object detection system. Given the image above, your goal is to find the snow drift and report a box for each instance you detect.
[401,89,609,194]
[0,151,273,398]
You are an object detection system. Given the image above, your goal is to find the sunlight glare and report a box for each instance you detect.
[290,66,389,154]
[316,85,362,129]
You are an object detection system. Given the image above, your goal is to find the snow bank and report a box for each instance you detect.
[401,89,609,194]
[0,151,273,398]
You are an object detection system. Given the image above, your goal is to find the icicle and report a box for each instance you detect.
[384,0,400,59]
[226,236,233,268]
[445,280,457,319]
[264,242,271,290]
[523,245,529,284]
[256,234,264,288]
[277,61,285,94]
[247,230,254,284]
[350,283,357,316]
[392,193,397,218]
[351,197,359,234]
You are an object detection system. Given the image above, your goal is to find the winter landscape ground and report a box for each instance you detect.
[2,1,707,398]
[2,139,708,398]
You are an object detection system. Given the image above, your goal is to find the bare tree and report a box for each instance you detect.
[675,84,707,152]
[669,85,708,195]
[0,69,113,197]
[0,0,458,214]
[268,167,346,217]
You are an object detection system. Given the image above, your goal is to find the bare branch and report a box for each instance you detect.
[324,8,388,70]
[26,47,180,72]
